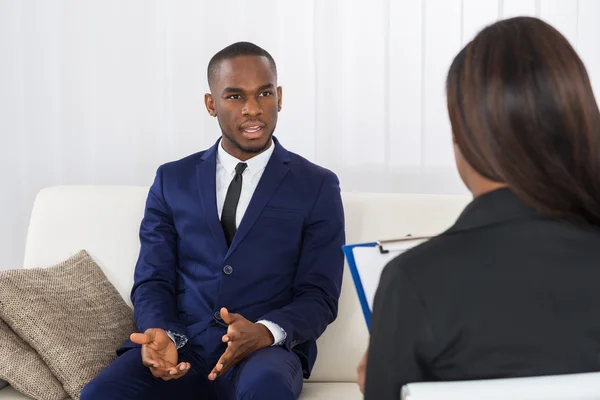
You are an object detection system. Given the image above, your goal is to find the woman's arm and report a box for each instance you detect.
[364,262,436,400]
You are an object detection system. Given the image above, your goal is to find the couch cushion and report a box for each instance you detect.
[0,382,360,400]
[0,250,136,399]
[0,386,46,400]
[0,320,67,400]
[0,386,70,400]
[0,381,6,391]
[0,382,367,400]
[300,382,362,399]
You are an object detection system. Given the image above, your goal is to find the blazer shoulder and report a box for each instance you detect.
[286,151,339,183]
[158,150,206,174]
[384,230,469,279]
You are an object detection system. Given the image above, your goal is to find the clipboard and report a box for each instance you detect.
[343,235,430,330]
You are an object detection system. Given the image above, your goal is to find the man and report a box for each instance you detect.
[81,42,345,400]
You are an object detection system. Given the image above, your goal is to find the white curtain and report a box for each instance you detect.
[1,0,600,269]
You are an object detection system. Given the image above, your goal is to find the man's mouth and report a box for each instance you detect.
[240,124,266,139]
[242,126,263,134]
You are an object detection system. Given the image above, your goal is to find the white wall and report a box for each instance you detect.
[1,0,599,269]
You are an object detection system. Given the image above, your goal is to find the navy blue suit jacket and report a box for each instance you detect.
[119,138,345,377]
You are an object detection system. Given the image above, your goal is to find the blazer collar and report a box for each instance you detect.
[225,136,291,257]
[448,188,541,233]
[201,136,290,164]
[217,139,276,179]
[197,136,291,257]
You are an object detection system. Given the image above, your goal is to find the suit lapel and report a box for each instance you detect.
[196,141,229,252]
[226,139,291,258]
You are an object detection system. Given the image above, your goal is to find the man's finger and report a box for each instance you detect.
[220,307,237,325]
[150,363,183,380]
[149,366,170,379]
[176,366,191,379]
[222,330,241,343]
[161,367,189,382]
[164,363,191,380]
[130,332,151,345]
[208,358,227,380]
[142,358,159,369]
[149,363,171,374]
[140,351,158,368]
[150,369,162,378]
[140,347,160,368]
[142,350,176,373]
[209,346,238,380]
[171,362,190,374]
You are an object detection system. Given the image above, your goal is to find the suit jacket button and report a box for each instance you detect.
[214,311,222,320]
[223,265,233,275]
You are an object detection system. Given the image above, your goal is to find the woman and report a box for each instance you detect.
[361,16,600,399]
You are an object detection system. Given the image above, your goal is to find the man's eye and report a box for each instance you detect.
[259,92,273,97]
[227,94,241,100]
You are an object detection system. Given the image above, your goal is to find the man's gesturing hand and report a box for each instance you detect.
[130,328,190,381]
[208,308,274,381]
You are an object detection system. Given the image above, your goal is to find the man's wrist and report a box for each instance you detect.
[255,323,275,347]
[166,330,188,350]
[256,320,286,346]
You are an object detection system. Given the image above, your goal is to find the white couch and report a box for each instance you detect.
[1,186,598,399]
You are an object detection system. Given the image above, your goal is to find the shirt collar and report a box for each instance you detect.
[217,138,275,178]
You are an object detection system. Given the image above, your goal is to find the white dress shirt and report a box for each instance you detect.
[216,139,286,346]
[216,140,274,228]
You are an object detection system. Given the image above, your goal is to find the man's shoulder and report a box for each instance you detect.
[286,150,338,183]
[158,150,207,173]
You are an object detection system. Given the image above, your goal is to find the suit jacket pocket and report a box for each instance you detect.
[260,206,305,221]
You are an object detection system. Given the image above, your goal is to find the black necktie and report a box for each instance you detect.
[221,162,247,246]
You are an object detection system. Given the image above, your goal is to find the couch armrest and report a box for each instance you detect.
[401,371,600,400]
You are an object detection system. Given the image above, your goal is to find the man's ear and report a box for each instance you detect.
[205,93,217,117]
[277,86,283,112]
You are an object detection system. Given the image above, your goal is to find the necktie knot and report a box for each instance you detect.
[235,162,247,176]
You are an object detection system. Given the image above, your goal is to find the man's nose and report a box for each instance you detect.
[242,97,263,116]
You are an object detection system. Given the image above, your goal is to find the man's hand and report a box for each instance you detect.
[208,307,274,380]
[357,349,368,394]
[130,328,191,381]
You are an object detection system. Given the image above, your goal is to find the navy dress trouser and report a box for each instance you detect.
[80,344,303,400]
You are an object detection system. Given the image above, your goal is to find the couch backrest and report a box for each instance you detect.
[23,186,471,383]
[24,186,147,305]
[313,192,470,382]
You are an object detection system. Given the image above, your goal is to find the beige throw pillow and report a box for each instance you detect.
[0,318,68,400]
[0,250,136,399]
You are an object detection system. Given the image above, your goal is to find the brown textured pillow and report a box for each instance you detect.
[0,318,68,400]
[0,250,136,399]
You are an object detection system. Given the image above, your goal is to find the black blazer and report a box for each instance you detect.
[364,188,600,400]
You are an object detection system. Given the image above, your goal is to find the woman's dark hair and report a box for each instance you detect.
[447,16,600,225]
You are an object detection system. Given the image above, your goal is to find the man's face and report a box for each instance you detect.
[205,55,282,160]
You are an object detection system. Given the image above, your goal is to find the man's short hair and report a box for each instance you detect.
[207,42,277,86]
